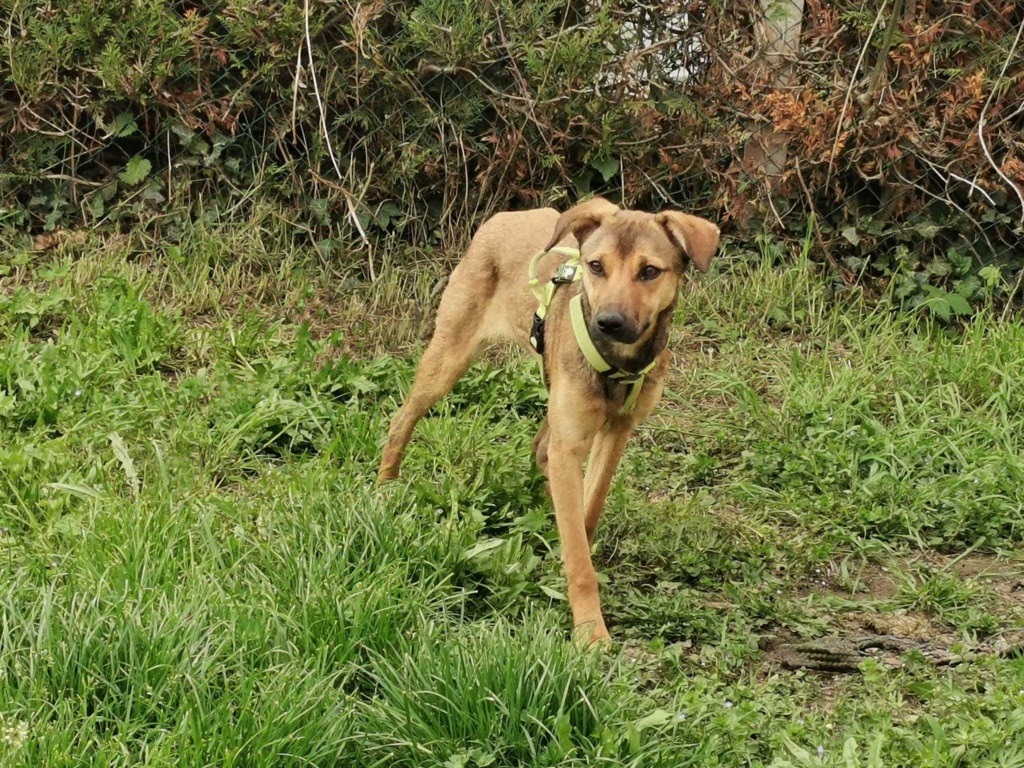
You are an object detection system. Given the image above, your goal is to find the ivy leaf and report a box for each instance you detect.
[947,246,972,276]
[373,201,402,228]
[119,156,151,186]
[841,226,860,246]
[591,156,619,182]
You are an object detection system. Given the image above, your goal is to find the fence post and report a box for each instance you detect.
[741,0,805,185]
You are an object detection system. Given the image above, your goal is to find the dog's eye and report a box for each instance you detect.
[639,265,662,281]
[588,261,604,276]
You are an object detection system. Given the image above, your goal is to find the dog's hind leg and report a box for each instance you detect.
[377,278,490,482]
[532,418,550,477]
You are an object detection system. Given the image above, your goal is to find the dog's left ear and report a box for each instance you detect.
[545,197,620,251]
[655,212,721,273]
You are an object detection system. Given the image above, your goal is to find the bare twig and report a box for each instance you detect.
[166,130,172,208]
[763,176,786,229]
[972,14,1024,319]
[302,0,373,278]
[826,1,888,184]
[917,154,997,207]
[291,39,304,139]
[891,167,1000,265]
[41,174,105,188]
[977,15,1024,224]
[794,158,839,273]
[864,0,904,100]
[1004,268,1024,322]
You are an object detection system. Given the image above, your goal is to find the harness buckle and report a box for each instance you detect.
[607,370,643,385]
[551,264,578,284]
[530,312,546,354]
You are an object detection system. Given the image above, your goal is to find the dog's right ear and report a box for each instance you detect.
[545,197,620,250]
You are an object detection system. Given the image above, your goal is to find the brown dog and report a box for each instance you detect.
[378,197,720,644]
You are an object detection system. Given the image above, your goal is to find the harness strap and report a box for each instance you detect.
[569,294,656,414]
[529,246,584,306]
[528,248,656,415]
[528,246,583,354]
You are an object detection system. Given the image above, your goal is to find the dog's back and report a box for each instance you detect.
[450,208,576,349]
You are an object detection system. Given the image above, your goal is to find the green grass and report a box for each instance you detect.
[3,222,1024,766]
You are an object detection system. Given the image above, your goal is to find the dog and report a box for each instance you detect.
[377,197,720,644]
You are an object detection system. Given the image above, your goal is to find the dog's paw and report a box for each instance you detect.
[572,620,612,650]
[588,634,612,652]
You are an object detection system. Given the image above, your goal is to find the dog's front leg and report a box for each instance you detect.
[583,419,634,547]
[547,404,607,644]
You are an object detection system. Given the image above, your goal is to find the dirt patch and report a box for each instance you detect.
[788,560,897,602]
[839,609,946,641]
[861,569,898,600]
[952,553,1024,581]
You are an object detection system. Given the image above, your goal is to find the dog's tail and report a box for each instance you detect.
[415,274,450,341]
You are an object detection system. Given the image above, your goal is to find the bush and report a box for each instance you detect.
[2,0,1022,313]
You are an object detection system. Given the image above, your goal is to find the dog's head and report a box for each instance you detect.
[545,198,720,345]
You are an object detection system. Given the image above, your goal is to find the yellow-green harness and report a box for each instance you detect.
[528,247,656,414]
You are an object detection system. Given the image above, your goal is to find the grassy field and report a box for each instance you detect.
[3,219,1024,766]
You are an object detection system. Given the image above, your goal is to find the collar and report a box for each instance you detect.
[528,247,657,414]
[569,294,657,385]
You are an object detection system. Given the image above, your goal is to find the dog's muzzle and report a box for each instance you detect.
[592,311,640,343]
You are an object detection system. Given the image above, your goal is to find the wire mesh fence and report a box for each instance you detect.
[2,0,1022,313]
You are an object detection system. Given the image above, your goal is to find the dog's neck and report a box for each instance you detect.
[579,291,675,374]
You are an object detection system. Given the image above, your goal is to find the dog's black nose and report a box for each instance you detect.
[594,311,637,342]
[596,313,624,335]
